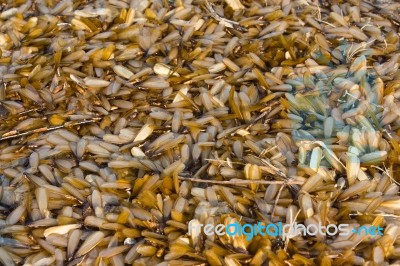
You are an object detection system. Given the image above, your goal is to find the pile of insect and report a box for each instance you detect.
[0,0,399,265]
